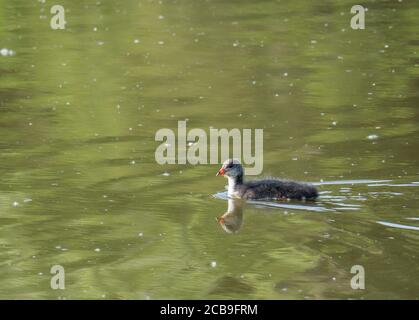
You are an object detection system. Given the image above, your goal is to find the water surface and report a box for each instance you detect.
[1,0,419,299]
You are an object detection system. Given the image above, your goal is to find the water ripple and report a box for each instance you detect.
[377,221,419,232]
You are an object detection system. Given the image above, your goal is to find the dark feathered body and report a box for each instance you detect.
[236,179,318,200]
[217,159,319,201]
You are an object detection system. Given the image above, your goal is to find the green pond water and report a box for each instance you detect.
[1,0,419,299]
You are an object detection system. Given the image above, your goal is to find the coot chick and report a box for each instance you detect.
[216,159,318,201]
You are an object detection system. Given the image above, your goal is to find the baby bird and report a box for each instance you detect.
[216,159,318,201]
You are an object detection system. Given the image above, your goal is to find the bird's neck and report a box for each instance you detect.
[227,174,243,196]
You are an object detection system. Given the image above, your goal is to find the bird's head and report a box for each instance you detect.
[216,159,243,179]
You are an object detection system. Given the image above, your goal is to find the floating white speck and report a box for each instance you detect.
[95,248,101,252]
[138,232,143,237]
[332,121,337,126]
[161,172,170,176]
[12,201,19,207]
[210,261,217,268]
[130,160,136,165]
[133,39,140,44]
[0,48,15,56]
[158,15,165,20]
[367,134,379,140]
[283,72,288,77]
[158,41,165,45]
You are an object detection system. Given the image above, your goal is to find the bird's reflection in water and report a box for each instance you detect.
[217,199,245,233]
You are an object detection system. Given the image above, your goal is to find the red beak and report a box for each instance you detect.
[216,168,225,176]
